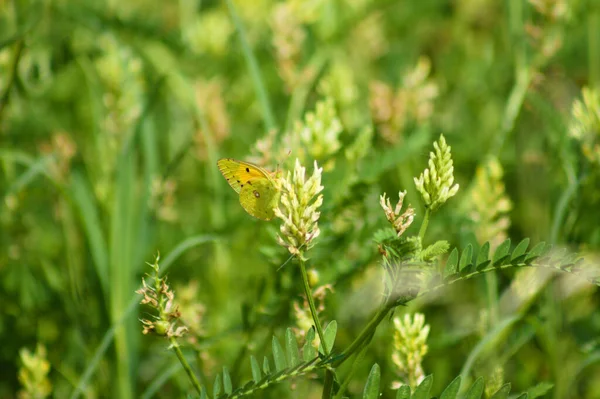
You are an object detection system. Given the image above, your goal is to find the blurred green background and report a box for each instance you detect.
[1,0,600,397]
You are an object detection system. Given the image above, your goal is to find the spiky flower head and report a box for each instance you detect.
[466,157,512,250]
[274,159,324,257]
[136,254,188,339]
[295,97,343,167]
[569,87,600,165]
[391,313,430,389]
[414,134,459,212]
[380,191,415,237]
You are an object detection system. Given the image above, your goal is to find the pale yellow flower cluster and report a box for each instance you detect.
[274,159,324,256]
[18,344,52,399]
[466,157,512,250]
[569,87,600,165]
[414,134,459,212]
[391,313,430,389]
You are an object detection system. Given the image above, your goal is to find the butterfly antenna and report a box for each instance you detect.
[276,242,307,271]
[276,253,295,271]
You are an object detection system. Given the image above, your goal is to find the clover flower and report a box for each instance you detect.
[274,159,324,256]
[391,313,430,389]
[414,134,459,212]
[380,191,415,237]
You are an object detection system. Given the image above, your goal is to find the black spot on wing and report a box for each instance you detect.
[253,190,260,198]
[246,167,250,172]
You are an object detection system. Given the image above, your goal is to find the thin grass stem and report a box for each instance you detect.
[225,0,277,131]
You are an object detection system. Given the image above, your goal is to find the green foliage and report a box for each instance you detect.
[362,364,380,399]
[198,326,335,399]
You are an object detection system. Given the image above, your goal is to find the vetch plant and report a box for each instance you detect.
[274,159,324,257]
[414,133,459,238]
[136,255,202,396]
[134,135,600,399]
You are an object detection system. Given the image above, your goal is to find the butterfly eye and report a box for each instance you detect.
[253,190,260,198]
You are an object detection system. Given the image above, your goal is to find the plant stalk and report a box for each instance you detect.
[336,302,391,367]
[418,208,431,241]
[170,337,203,396]
[0,39,24,124]
[298,256,328,355]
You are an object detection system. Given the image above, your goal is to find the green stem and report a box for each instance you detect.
[490,0,530,156]
[549,174,579,245]
[225,0,276,132]
[333,345,369,399]
[418,208,431,241]
[298,257,334,399]
[485,272,499,327]
[170,337,203,396]
[298,257,328,355]
[0,39,24,124]
[321,371,334,399]
[590,9,599,90]
[336,302,391,366]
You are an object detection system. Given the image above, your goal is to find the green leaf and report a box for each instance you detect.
[272,336,287,372]
[213,373,222,398]
[250,355,261,383]
[525,242,546,262]
[459,244,473,271]
[440,375,461,399]
[444,248,459,278]
[511,238,530,261]
[304,327,317,361]
[411,374,432,399]
[515,394,528,399]
[490,383,511,398]
[71,172,108,295]
[319,320,338,355]
[493,239,511,265]
[223,366,232,394]
[200,386,208,399]
[421,240,450,261]
[285,328,301,367]
[526,382,553,398]
[362,363,380,399]
[396,385,411,399]
[476,242,490,268]
[464,377,484,399]
[263,356,271,375]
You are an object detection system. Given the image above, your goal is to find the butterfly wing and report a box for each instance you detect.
[217,158,270,194]
[239,178,281,220]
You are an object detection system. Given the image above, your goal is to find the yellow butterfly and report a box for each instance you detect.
[217,158,281,220]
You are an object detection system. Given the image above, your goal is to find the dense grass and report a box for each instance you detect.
[1,0,599,398]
